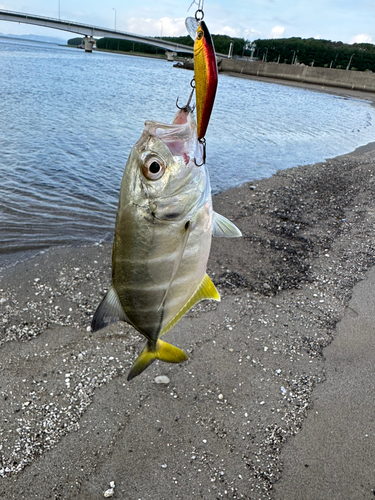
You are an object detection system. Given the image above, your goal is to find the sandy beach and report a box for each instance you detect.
[1,131,375,498]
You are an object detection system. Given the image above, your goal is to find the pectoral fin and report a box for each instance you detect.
[91,286,128,332]
[127,339,188,381]
[212,211,242,238]
[161,273,220,337]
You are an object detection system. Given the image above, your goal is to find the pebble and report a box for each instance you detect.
[155,375,170,384]
[104,482,115,498]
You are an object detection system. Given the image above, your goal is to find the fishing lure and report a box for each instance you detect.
[186,13,218,141]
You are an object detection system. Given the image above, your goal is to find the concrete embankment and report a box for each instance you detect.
[218,58,375,92]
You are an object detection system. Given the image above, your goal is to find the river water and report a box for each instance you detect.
[1,38,375,256]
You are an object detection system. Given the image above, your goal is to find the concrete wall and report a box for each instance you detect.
[219,59,375,92]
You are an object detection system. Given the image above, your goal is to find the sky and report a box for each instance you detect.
[0,0,375,44]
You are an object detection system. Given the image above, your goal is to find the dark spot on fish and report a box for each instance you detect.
[185,221,190,230]
[164,213,181,220]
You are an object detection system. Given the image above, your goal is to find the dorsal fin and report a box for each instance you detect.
[160,273,220,337]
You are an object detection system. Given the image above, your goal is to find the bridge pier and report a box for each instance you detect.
[84,36,95,52]
[165,51,177,62]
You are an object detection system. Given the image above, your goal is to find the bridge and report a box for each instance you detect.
[0,9,194,55]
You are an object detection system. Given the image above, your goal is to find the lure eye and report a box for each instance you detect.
[197,29,204,40]
[142,156,166,180]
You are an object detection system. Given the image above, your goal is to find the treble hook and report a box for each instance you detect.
[194,138,206,167]
[176,78,196,110]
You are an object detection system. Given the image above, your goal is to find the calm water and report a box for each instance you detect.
[1,38,375,255]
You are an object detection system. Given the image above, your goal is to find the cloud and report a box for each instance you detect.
[244,28,262,37]
[351,33,372,44]
[124,16,186,37]
[270,25,285,38]
[221,25,240,37]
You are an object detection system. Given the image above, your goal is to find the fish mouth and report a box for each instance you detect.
[172,103,193,125]
[143,108,197,159]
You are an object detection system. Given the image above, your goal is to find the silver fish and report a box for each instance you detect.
[92,105,241,380]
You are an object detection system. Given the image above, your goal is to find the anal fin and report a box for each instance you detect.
[161,273,220,337]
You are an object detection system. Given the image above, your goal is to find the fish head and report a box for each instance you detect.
[122,108,209,222]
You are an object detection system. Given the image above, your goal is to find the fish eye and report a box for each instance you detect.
[142,156,166,180]
[197,30,204,40]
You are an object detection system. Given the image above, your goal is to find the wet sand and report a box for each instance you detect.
[1,142,375,498]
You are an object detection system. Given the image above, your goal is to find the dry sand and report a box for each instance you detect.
[1,140,375,498]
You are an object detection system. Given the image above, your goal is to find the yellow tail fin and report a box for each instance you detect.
[127,339,188,381]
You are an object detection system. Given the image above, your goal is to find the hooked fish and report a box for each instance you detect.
[91,104,241,381]
[187,17,218,140]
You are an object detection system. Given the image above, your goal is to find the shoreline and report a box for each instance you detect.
[1,134,375,273]
[1,143,375,497]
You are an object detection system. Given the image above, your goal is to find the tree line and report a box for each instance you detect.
[67,34,250,58]
[67,35,375,72]
[252,38,375,71]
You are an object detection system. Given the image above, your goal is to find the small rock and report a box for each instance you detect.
[104,488,114,498]
[155,375,170,384]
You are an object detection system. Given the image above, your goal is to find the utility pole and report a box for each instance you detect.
[346,54,354,70]
[112,8,116,30]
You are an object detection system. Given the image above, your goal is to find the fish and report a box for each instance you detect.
[186,17,218,140]
[91,104,241,381]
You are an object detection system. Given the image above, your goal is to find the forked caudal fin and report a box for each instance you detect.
[127,339,188,381]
